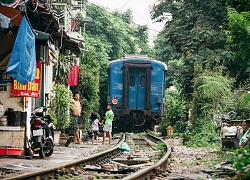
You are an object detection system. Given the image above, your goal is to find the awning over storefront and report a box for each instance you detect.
[35,30,50,40]
[0,32,17,65]
[65,32,85,53]
[0,2,85,67]
[67,31,85,43]
[0,5,22,66]
[0,5,22,26]
[53,31,85,53]
[0,5,52,66]
[71,17,95,26]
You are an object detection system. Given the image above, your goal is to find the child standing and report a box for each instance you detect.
[102,103,114,145]
[90,112,101,145]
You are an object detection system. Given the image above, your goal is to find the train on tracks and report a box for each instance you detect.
[107,55,167,132]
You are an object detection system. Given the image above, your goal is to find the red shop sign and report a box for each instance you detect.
[11,61,42,98]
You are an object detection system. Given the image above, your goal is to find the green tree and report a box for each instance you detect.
[49,52,74,132]
[191,64,233,125]
[78,49,100,129]
[227,81,250,120]
[152,30,182,63]
[50,85,73,132]
[84,3,151,114]
[196,69,233,124]
[227,0,250,12]
[85,3,150,59]
[113,9,133,24]
[82,33,110,118]
[225,7,250,85]
[159,89,186,136]
[150,0,233,101]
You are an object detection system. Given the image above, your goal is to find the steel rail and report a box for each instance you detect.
[122,133,171,180]
[4,133,126,180]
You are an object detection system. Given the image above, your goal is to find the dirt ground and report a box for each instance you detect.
[163,137,236,180]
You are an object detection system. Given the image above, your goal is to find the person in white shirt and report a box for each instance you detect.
[90,112,102,145]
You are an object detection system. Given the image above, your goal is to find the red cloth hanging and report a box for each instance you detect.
[67,65,79,86]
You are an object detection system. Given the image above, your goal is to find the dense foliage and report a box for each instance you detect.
[226,8,250,86]
[85,3,150,60]
[50,85,73,132]
[151,0,233,101]
[232,148,250,179]
[159,89,186,136]
[51,53,72,85]
[49,52,74,132]
[83,3,151,116]
[50,0,250,177]
[150,0,250,176]
[78,50,100,130]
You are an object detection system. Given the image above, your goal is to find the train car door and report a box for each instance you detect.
[129,70,145,109]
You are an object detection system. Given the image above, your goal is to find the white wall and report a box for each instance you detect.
[0,85,31,137]
[0,85,23,112]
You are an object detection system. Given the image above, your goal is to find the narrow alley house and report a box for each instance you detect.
[0,0,85,155]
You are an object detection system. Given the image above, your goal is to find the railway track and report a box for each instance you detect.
[122,133,171,180]
[1,133,171,180]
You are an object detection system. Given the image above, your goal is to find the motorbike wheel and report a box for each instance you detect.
[38,142,45,159]
[45,148,53,157]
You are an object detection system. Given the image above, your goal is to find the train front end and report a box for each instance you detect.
[107,55,167,132]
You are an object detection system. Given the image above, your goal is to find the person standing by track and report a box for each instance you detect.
[71,91,83,144]
[90,112,101,145]
[102,103,114,145]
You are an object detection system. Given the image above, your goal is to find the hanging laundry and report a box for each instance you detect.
[0,13,10,30]
[6,15,36,85]
[67,65,79,86]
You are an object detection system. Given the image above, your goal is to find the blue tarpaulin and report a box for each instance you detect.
[6,15,36,85]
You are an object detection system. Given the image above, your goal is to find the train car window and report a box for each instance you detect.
[141,76,145,87]
[130,76,135,87]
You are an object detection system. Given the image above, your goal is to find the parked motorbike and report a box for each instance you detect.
[29,106,54,158]
[214,110,236,126]
[217,110,236,125]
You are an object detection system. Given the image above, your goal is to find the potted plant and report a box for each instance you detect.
[48,109,61,145]
[50,85,73,143]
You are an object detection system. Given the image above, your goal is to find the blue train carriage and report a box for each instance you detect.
[107,55,167,132]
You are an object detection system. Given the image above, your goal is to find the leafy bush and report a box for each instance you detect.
[51,85,73,132]
[48,109,57,127]
[78,50,100,132]
[183,122,221,147]
[159,89,187,136]
[232,148,250,179]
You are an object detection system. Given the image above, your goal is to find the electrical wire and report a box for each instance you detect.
[7,0,20,8]
[25,1,41,30]
[118,0,130,12]
[33,1,38,12]
[115,0,155,27]
[87,1,161,33]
